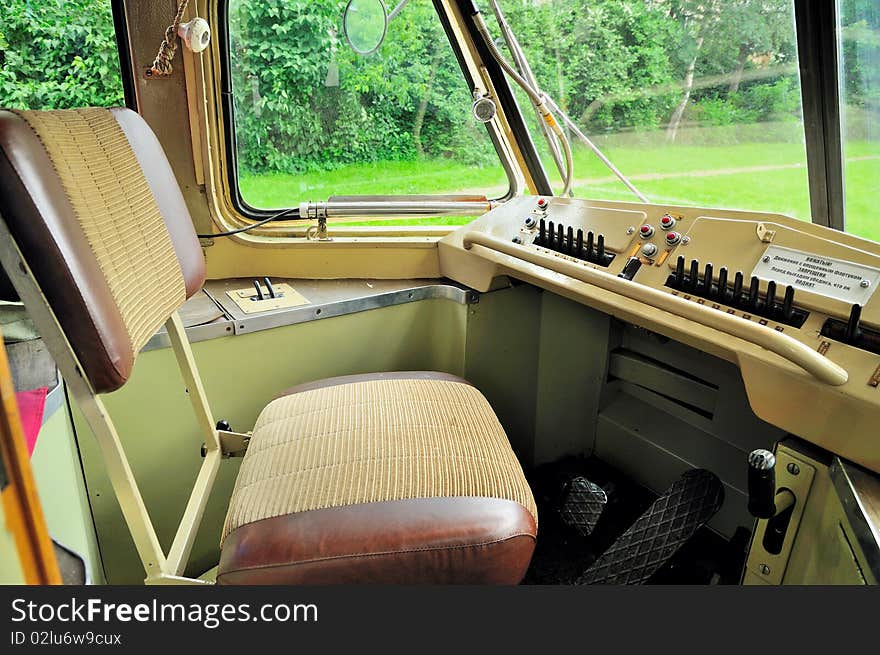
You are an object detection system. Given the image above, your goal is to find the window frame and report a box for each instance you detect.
[217,0,538,224]
[794,0,847,232]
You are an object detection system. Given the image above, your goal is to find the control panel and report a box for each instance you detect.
[438,196,880,473]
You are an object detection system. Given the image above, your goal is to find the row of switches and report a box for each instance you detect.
[533,219,614,267]
[667,257,808,328]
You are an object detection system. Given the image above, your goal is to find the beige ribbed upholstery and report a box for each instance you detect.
[221,378,537,543]
[16,108,185,356]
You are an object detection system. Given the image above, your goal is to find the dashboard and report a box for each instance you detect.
[439,196,880,473]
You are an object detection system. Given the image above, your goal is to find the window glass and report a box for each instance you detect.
[228,0,509,226]
[0,0,123,110]
[498,0,812,221]
[840,0,879,242]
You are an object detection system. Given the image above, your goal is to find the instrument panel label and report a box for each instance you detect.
[751,245,880,305]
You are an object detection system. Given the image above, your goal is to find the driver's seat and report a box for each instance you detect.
[0,106,537,584]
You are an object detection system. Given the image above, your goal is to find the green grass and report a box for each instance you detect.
[238,138,880,242]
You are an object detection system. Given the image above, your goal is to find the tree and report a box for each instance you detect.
[0,0,123,110]
[665,0,721,142]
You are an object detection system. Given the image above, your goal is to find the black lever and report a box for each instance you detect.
[263,277,277,299]
[845,304,863,343]
[548,221,555,249]
[689,260,700,292]
[596,234,606,262]
[748,449,778,519]
[703,263,713,296]
[539,219,546,246]
[782,285,795,321]
[576,229,584,259]
[567,226,575,255]
[585,231,595,262]
[674,256,685,287]
[765,281,777,316]
[732,271,744,306]
[253,280,264,300]
[748,276,760,311]
[717,267,728,301]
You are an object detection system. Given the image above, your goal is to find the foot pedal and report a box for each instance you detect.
[559,477,607,536]
[576,469,724,585]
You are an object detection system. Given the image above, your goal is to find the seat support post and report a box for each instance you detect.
[163,311,222,576]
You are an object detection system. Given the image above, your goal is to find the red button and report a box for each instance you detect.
[666,232,680,243]
[640,226,651,234]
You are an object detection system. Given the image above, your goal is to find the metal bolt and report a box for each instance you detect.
[762,256,771,264]
[787,462,800,476]
[760,564,771,575]
[681,236,691,245]
[626,226,635,235]
[861,279,871,288]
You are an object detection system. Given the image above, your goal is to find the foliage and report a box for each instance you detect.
[1,0,876,183]
[0,0,123,110]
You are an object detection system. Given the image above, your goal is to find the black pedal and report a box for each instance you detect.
[559,477,608,537]
[576,469,723,585]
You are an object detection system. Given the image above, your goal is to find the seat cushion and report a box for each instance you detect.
[218,372,537,584]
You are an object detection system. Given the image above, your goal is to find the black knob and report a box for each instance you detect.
[585,231,595,262]
[597,234,606,262]
[216,419,232,432]
[748,449,778,519]
[557,224,565,252]
[703,263,713,296]
[576,229,584,259]
[548,221,555,249]
[538,219,546,246]
[567,226,575,255]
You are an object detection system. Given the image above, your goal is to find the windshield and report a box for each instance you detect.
[489,0,817,223]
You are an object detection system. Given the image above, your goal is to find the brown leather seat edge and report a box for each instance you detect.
[217,497,537,585]
[274,370,474,399]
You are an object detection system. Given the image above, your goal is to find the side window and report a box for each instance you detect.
[501,0,814,222]
[840,0,879,241]
[0,0,123,110]
[227,1,511,227]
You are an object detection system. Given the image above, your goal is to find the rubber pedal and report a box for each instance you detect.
[577,469,724,585]
[559,477,607,536]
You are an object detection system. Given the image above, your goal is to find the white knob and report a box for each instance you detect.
[641,243,658,258]
[178,17,211,53]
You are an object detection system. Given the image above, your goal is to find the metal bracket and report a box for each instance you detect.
[757,222,777,243]
[201,430,250,458]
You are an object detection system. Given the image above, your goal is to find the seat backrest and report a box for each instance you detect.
[0,107,205,393]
